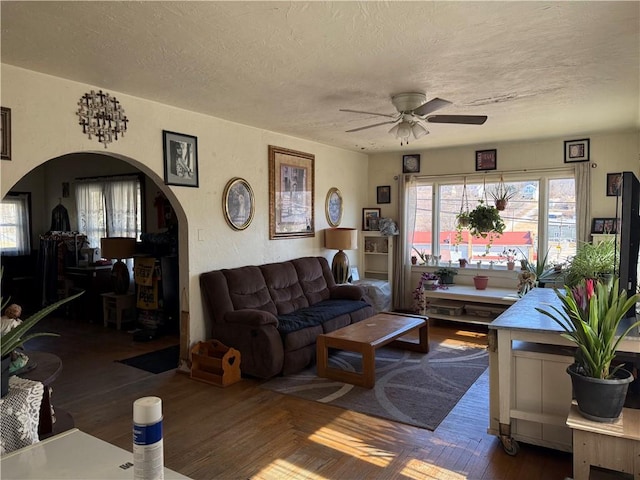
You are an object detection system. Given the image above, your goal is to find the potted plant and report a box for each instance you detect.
[473,275,489,290]
[434,267,457,285]
[412,247,429,265]
[412,272,441,313]
[489,183,517,211]
[536,278,640,422]
[500,248,518,270]
[1,288,84,397]
[564,239,616,288]
[467,200,506,242]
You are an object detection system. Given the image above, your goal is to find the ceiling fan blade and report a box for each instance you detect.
[340,109,397,119]
[346,120,398,133]
[426,114,488,125]
[412,97,452,116]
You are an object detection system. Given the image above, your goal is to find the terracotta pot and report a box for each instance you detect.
[411,256,417,265]
[507,261,515,271]
[459,259,467,268]
[495,199,508,211]
[473,275,489,290]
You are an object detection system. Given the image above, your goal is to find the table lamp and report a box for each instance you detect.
[101,237,136,294]
[324,228,358,284]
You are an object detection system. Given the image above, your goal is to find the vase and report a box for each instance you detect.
[473,275,489,290]
[567,363,633,422]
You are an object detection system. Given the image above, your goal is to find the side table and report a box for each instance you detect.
[101,292,136,330]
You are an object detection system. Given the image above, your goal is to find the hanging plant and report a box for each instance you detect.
[454,177,471,244]
[468,200,506,238]
[489,176,517,211]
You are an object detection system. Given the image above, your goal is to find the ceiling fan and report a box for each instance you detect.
[340,92,487,145]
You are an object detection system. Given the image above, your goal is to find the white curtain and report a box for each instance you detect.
[0,193,32,255]
[575,162,591,243]
[392,174,417,310]
[76,176,140,271]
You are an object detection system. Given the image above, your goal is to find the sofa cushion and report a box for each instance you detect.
[282,325,323,352]
[260,262,309,315]
[291,257,334,305]
[277,299,370,335]
[223,266,277,315]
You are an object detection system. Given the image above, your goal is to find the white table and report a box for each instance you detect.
[0,428,191,479]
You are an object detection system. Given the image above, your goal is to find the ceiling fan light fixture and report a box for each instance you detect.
[411,122,429,139]
[389,121,412,145]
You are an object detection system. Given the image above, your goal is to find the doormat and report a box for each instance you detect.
[261,343,488,431]
[116,345,180,374]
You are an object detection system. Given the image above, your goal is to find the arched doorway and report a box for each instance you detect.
[2,151,190,367]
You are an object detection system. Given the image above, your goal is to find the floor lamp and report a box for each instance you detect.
[324,228,358,284]
[101,237,136,294]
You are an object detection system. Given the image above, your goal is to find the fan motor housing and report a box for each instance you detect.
[391,92,426,112]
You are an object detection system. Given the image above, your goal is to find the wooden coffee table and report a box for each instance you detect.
[316,312,429,388]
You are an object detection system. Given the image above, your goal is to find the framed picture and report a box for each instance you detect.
[591,217,619,234]
[377,185,391,204]
[564,138,590,163]
[269,145,315,239]
[325,187,343,227]
[362,207,381,231]
[402,154,420,173]
[163,130,199,187]
[1,107,11,161]
[475,149,497,171]
[222,177,254,231]
[606,172,622,197]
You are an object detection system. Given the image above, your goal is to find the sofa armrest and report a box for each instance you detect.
[224,309,278,327]
[330,284,365,301]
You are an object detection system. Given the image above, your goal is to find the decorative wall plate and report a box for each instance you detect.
[223,177,254,230]
[325,188,343,227]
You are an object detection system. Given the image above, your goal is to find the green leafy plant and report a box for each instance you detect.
[564,240,616,288]
[489,183,517,210]
[519,247,555,281]
[536,278,640,379]
[434,267,458,277]
[467,200,505,238]
[412,247,429,265]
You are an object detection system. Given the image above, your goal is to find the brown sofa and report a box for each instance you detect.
[199,256,375,379]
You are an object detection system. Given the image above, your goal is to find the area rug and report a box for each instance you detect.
[116,345,180,374]
[261,343,488,430]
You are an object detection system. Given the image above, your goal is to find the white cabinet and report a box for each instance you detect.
[361,231,393,289]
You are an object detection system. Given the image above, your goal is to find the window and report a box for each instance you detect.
[75,176,142,251]
[0,192,32,256]
[411,171,576,267]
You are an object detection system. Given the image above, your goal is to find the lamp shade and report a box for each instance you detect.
[324,228,358,251]
[101,237,136,260]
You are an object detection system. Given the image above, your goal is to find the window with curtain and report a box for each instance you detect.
[75,176,142,252]
[410,170,577,267]
[0,192,32,256]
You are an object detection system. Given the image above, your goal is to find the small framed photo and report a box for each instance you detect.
[362,208,381,231]
[222,177,255,231]
[1,107,11,161]
[377,185,391,204]
[591,217,619,234]
[402,154,420,173]
[163,130,199,187]
[606,173,622,197]
[475,149,497,171]
[325,187,343,227]
[564,138,590,163]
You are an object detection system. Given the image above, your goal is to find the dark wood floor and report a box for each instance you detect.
[26,315,573,479]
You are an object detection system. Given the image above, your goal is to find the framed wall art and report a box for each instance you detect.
[564,138,590,163]
[268,145,315,239]
[362,207,381,231]
[1,107,11,161]
[402,154,420,173]
[606,172,622,197]
[325,187,343,227]
[222,177,255,231]
[163,130,199,187]
[377,185,391,204]
[475,149,497,171]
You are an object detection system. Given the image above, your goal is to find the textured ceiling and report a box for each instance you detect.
[2,1,639,153]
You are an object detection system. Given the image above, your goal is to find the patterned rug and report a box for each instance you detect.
[260,343,488,430]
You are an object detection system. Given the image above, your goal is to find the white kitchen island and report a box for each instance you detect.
[488,287,640,455]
